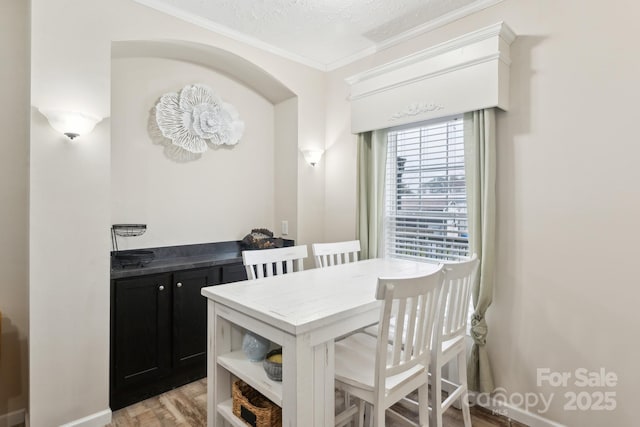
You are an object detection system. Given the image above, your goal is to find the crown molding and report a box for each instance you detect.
[134,0,507,72]
[326,0,506,71]
[132,0,328,71]
[376,0,508,52]
[346,21,514,86]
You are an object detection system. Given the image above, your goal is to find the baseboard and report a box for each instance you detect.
[59,409,112,427]
[469,391,566,427]
[0,409,25,427]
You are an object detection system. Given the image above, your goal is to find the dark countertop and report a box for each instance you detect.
[110,241,244,279]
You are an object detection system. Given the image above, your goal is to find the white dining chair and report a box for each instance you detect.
[362,255,479,427]
[333,266,445,427]
[311,240,361,422]
[311,240,361,268]
[428,254,479,427]
[242,245,308,280]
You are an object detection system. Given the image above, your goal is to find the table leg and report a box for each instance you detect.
[281,334,335,427]
[315,340,335,426]
[208,301,231,427]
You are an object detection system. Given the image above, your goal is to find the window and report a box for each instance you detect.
[384,116,469,262]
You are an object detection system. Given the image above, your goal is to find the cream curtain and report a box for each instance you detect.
[464,109,496,393]
[356,130,388,259]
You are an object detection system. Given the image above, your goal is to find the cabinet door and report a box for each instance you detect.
[173,267,221,370]
[113,273,172,390]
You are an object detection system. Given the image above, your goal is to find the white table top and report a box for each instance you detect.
[201,258,440,335]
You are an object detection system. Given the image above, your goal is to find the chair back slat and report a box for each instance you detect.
[413,294,427,355]
[392,299,407,365]
[274,261,282,276]
[439,254,479,341]
[403,296,419,362]
[311,240,361,268]
[375,267,444,381]
[242,245,308,280]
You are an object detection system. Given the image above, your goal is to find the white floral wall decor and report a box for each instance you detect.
[155,84,245,154]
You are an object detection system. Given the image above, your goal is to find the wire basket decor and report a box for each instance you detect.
[111,224,147,253]
[112,224,147,237]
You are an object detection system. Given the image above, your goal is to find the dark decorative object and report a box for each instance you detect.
[111,224,155,268]
[241,228,284,250]
[262,349,283,382]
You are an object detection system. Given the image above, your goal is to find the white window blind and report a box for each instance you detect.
[385,116,469,262]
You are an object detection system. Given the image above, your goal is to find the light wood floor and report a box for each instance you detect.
[108,379,528,426]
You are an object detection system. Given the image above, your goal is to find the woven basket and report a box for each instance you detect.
[232,380,282,427]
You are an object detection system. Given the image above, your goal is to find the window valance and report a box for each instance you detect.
[346,22,516,134]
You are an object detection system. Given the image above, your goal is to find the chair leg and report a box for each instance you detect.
[430,363,443,427]
[418,382,429,427]
[457,351,472,427]
[358,400,366,427]
[373,405,386,427]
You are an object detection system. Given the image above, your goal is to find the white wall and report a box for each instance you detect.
[0,0,29,419]
[324,62,358,244]
[111,57,276,249]
[325,0,640,425]
[274,97,299,242]
[29,0,326,424]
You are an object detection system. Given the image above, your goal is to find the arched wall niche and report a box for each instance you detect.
[112,40,296,104]
[110,39,299,247]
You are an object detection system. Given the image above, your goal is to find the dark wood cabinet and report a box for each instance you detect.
[172,267,220,372]
[110,262,246,410]
[221,262,248,284]
[113,273,172,391]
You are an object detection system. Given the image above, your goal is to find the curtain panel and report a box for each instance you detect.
[356,130,388,259]
[464,108,497,393]
[356,111,497,393]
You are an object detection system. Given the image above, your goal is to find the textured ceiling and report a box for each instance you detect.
[135,0,501,70]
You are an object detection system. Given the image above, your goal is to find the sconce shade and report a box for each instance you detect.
[302,149,324,167]
[39,109,101,140]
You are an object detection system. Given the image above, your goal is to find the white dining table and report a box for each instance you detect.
[201,257,440,427]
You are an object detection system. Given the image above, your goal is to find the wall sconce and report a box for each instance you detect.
[39,109,102,140]
[302,149,324,167]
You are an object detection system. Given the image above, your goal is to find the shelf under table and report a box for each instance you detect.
[217,350,283,406]
[217,399,246,427]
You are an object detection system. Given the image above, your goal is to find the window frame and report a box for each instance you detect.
[383,114,470,263]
